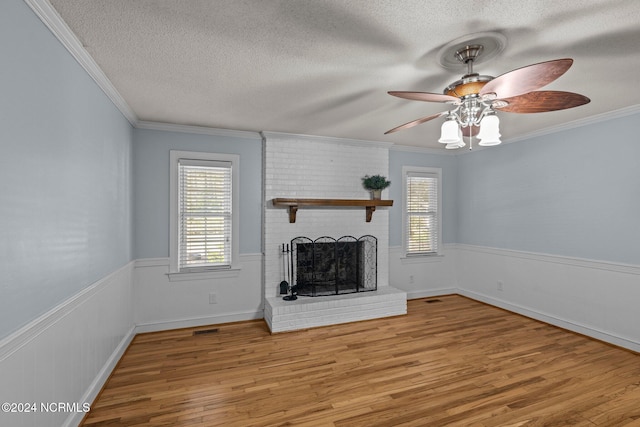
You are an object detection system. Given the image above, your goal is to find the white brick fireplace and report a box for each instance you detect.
[262,132,406,332]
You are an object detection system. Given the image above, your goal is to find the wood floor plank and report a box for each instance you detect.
[81,296,640,426]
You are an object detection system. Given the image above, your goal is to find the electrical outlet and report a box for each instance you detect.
[409,275,414,284]
[497,281,504,292]
[209,293,217,304]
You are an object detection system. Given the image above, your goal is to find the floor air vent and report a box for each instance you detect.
[193,328,219,336]
[425,299,442,303]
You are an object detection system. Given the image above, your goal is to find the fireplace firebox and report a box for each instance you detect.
[290,235,377,297]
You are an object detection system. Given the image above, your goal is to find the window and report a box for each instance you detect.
[170,151,239,274]
[403,166,441,256]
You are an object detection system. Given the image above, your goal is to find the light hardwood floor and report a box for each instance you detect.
[82,295,640,426]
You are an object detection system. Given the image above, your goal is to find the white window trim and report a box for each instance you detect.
[169,150,240,276]
[402,166,443,258]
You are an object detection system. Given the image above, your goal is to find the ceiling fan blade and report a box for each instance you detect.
[480,58,574,99]
[388,91,459,103]
[495,91,590,113]
[384,111,447,134]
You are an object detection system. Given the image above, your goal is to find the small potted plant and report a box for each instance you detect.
[362,174,391,199]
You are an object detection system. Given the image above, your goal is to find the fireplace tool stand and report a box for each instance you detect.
[280,243,297,301]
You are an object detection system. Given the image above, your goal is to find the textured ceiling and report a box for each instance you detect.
[47,0,640,148]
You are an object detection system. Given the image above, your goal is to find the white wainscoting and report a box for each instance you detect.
[0,262,135,427]
[390,243,640,352]
[454,244,640,353]
[133,254,263,333]
[388,245,459,299]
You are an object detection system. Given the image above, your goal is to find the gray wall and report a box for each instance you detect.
[388,150,458,246]
[456,113,640,265]
[132,128,262,258]
[0,0,133,338]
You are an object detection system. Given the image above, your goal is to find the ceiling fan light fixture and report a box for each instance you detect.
[478,138,502,147]
[438,119,460,144]
[446,130,466,149]
[477,114,502,146]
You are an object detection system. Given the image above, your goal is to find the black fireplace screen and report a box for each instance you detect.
[291,235,377,297]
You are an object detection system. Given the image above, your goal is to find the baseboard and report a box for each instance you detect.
[458,289,640,353]
[134,310,264,334]
[405,288,457,300]
[63,325,136,427]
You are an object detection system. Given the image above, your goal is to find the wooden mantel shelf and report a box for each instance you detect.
[272,198,393,223]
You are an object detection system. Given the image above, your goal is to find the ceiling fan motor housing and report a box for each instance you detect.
[444,74,493,98]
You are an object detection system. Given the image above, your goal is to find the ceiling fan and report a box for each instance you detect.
[385,43,590,149]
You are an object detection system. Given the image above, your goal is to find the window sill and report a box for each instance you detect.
[400,254,444,264]
[167,266,241,282]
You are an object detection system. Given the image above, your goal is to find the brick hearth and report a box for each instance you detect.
[265,287,407,333]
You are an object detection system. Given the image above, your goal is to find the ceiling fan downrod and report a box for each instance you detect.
[455,44,484,76]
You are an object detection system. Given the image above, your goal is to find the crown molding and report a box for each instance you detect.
[260,131,394,149]
[23,0,137,125]
[135,121,262,140]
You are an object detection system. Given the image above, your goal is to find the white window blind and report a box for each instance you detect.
[405,171,439,255]
[178,159,232,271]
